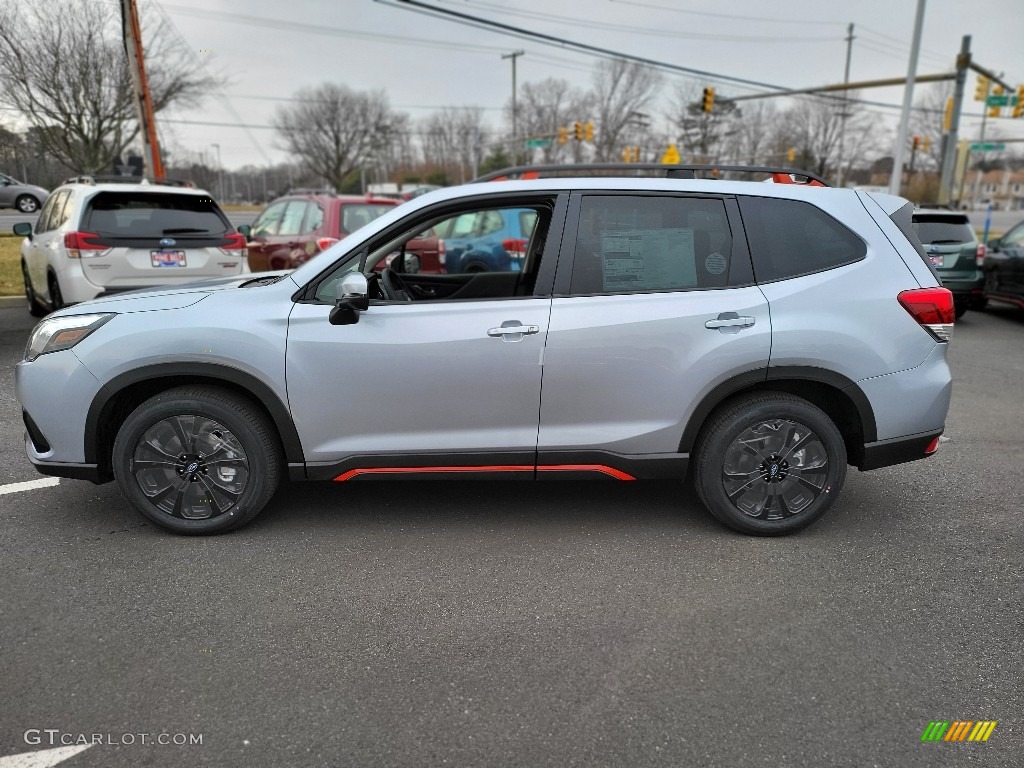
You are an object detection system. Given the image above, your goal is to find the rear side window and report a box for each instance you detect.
[84,193,229,236]
[889,201,938,279]
[570,195,734,294]
[739,197,865,282]
[340,204,395,234]
[912,215,975,245]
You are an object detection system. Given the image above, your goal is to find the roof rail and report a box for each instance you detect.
[473,163,830,187]
[61,175,196,188]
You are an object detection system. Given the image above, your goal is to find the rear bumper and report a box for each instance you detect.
[939,273,984,297]
[858,429,942,471]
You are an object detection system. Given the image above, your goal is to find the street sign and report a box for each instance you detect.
[970,142,1006,152]
[986,94,1018,107]
[661,144,681,164]
[524,138,551,148]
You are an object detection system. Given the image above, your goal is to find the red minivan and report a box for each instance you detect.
[245,193,442,273]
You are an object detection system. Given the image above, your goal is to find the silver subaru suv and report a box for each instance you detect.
[16,165,954,536]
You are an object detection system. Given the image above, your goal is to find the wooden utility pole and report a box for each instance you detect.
[121,0,165,179]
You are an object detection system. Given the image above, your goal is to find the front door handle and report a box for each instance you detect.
[487,322,540,339]
[705,312,755,334]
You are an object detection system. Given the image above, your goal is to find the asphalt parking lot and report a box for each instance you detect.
[0,299,1021,767]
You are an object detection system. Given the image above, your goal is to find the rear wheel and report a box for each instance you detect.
[16,195,39,213]
[694,393,847,536]
[112,387,282,534]
[22,263,46,317]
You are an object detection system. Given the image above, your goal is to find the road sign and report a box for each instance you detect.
[524,138,551,148]
[986,94,1018,107]
[661,144,681,164]
[970,143,1006,152]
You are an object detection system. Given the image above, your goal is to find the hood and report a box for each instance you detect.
[54,271,297,315]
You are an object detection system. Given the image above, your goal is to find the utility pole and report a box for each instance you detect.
[836,23,855,187]
[120,0,164,179]
[889,0,927,196]
[211,143,223,200]
[502,50,525,162]
[938,35,970,205]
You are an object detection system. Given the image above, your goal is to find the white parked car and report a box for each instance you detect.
[14,176,247,316]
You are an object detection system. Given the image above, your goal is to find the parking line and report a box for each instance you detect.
[0,744,93,768]
[0,478,60,495]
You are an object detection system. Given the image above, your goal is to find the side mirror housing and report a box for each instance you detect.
[13,222,32,239]
[987,237,1000,253]
[237,224,251,238]
[329,273,369,326]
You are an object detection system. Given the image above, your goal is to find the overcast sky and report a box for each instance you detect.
[154,0,1024,169]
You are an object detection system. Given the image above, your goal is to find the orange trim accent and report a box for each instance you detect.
[333,464,636,482]
[537,464,636,481]
[771,171,825,187]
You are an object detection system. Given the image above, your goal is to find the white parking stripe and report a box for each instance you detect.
[0,745,93,768]
[0,478,60,495]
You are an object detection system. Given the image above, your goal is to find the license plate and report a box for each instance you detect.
[929,255,943,267]
[151,249,186,267]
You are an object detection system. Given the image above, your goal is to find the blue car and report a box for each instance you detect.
[438,208,538,273]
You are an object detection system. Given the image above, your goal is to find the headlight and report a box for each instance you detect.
[24,313,116,362]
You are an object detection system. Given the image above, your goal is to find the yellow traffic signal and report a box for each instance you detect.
[558,126,567,144]
[943,97,954,131]
[702,87,715,113]
[622,146,640,162]
[974,75,989,101]
[574,121,583,140]
[993,84,1004,96]
[922,136,931,152]
[584,121,594,142]
[1015,86,1024,118]
[988,105,1001,118]
[786,147,796,162]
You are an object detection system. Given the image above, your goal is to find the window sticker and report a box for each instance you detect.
[601,228,696,291]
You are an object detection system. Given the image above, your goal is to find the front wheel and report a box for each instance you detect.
[694,393,847,536]
[16,195,39,213]
[112,387,282,534]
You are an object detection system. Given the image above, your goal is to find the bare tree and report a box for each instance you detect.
[514,78,591,164]
[589,59,662,162]
[728,100,779,165]
[419,107,489,183]
[273,84,397,190]
[0,0,219,174]
[777,93,879,180]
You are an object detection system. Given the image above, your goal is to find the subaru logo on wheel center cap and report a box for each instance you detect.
[769,464,779,476]
[186,461,200,474]
[160,237,176,247]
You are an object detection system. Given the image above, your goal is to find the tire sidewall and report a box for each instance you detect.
[112,392,276,534]
[696,395,847,536]
[17,195,38,213]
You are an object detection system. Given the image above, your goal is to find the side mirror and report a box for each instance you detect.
[13,222,32,239]
[329,273,369,326]
[237,224,251,238]
[986,237,1000,253]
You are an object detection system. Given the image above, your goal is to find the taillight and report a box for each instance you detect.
[438,239,447,273]
[218,232,248,259]
[64,231,110,258]
[975,243,986,267]
[898,287,955,342]
[502,237,528,256]
[316,237,339,253]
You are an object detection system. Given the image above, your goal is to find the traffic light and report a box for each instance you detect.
[974,75,989,101]
[622,146,640,162]
[1015,86,1024,118]
[912,135,920,150]
[574,121,583,140]
[786,147,795,162]
[558,125,567,144]
[584,121,594,142]
[922,136,931,152]
[993,85,1004,96]
[988,105,1001,118]
[943,97,954,132]
[702,87,715,113]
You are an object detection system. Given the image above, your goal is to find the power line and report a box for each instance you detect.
[606,0,848,27]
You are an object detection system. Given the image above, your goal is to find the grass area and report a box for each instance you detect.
[221,203,261,212]
[0,234,23,297]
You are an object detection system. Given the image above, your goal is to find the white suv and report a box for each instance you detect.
[14,176,247,316]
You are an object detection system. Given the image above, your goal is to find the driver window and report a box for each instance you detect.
[314,199,556,304]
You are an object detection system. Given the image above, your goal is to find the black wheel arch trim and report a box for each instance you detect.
[678,365,877,453]
[84,362,305,469]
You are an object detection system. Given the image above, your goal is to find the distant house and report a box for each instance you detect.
[969,167,1024,211]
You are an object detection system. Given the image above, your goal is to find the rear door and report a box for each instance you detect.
[538,192,771,469]
[78,190,242,290]
[27,190,69,291]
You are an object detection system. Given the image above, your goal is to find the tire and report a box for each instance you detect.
[112,386,282,535]
[15,195,39,213]
[22,263,46,317]
[969,297,987,312]
[954,302,968,319]
[693,392,847,536]
[47,274,65,311]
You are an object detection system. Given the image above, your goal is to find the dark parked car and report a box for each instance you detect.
[912,208,985,318]
[983,217,1024,310]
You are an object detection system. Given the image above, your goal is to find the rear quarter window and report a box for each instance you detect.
[84,192,230,236]
[738,196,866,282]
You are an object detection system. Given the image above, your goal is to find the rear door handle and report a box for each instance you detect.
[705,312,755,333]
